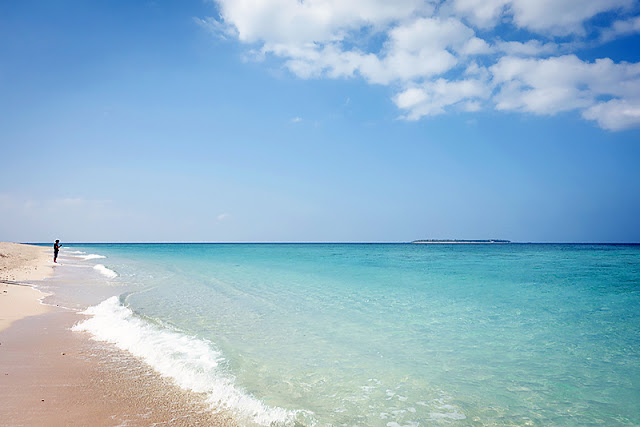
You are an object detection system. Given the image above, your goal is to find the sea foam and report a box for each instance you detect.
[72,296,299,426]
[93,264,118,279]
[79,254,107,260]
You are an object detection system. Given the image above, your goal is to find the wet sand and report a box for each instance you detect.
[0,243,236,426]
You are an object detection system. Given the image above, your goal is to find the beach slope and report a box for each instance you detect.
[0,242,235,426]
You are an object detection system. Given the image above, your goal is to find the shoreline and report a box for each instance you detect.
[0,242,236,425]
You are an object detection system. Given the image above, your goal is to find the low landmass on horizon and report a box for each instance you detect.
[412,239,511,244]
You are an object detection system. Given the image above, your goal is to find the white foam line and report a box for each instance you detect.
[78,254,106,260]
[93,264,118,279]
[72,297,300,425]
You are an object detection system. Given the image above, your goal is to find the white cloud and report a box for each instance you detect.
[271,42,368,79]
[214,0,429,44]
[387,17,473,53]
[394,87,429,110]
[394,77,491,119]
[491,55,640,129]
[582,99,640,131]
[491,55,594,114]
[459,37,492,55]
[450,0,509,28]
[509,0,633,36]
[601,15,640,42]
[291,117,303,123]
[194,16,238,39]
[250,16,484,86]
[461,100,483,112]
[463,62,489,78]
[204,0,640,130]
[452,0,634,36]
[217,213,231,221]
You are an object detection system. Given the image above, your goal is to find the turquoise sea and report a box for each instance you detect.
[42,243,639,425]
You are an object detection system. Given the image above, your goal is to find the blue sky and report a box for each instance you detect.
[1,0,639,243]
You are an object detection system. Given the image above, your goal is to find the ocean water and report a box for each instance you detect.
[44,243,639,425]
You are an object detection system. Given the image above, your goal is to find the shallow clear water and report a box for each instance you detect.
[48,243,640,425]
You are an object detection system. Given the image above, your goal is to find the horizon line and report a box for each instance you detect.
[18,241,640,245]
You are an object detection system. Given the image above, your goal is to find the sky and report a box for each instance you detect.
[1,0,639,243]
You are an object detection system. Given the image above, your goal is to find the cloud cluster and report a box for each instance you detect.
[203,0,640,130]
[452,0,633,35]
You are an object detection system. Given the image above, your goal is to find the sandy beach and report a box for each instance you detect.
[0,242,54,331]
[0,242,236,426]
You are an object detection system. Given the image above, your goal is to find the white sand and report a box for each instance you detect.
[0,242,54,331]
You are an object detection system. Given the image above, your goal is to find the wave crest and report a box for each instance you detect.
[72,297,299,425]
[93,264,118,279]
[79,254,107,260]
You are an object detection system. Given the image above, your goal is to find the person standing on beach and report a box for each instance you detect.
[53,239,61,263]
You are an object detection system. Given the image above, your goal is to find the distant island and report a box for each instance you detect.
[412,239,511,244]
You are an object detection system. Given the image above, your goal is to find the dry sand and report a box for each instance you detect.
[0,243,236,426]
[0,242,53,282]
[0,242,54,331]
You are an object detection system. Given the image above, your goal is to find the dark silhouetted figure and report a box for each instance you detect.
[54,240,61,263]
